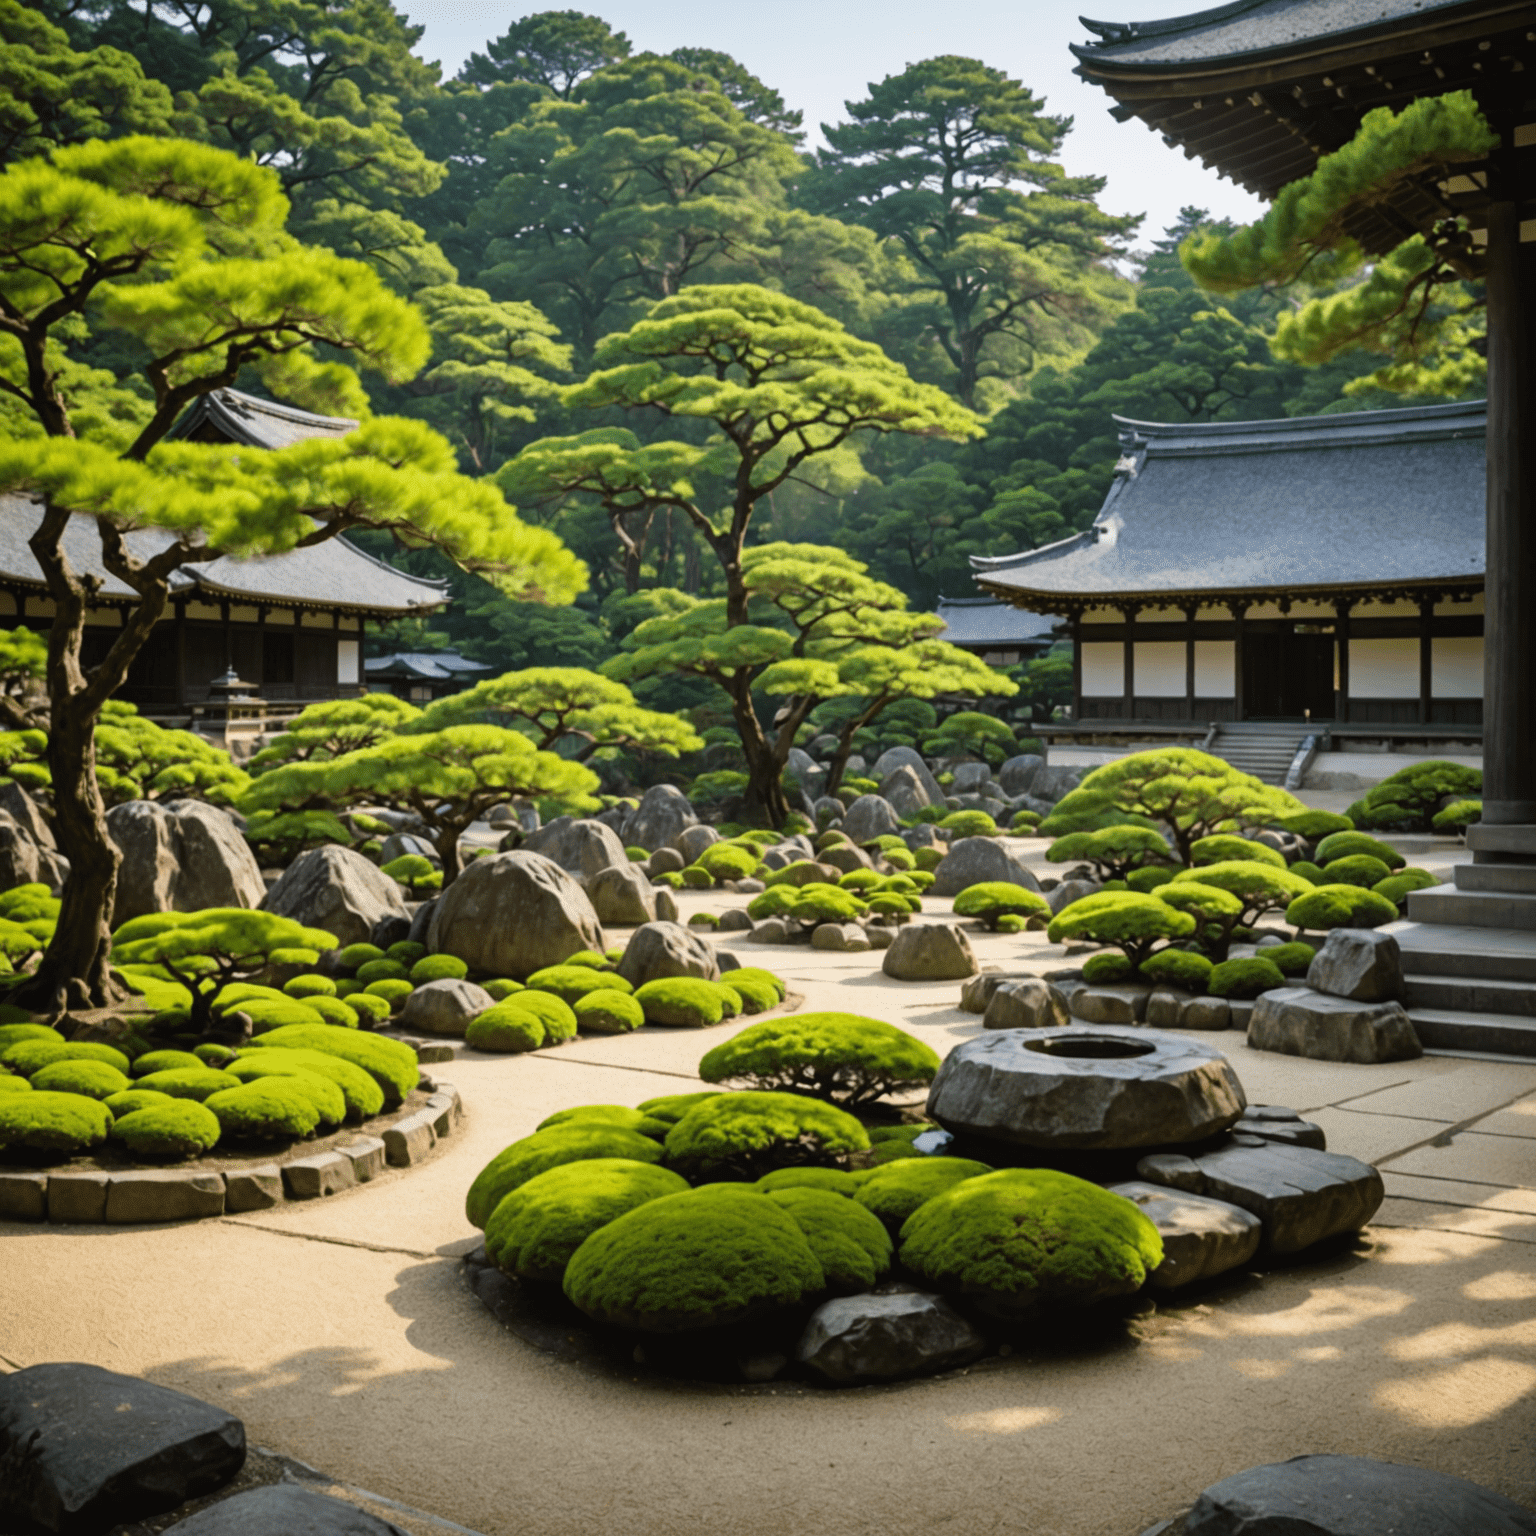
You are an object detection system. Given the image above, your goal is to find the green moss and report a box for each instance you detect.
[527,964,632,1003]
[1138,950,1213,991]
[0,1024,61,1052]
[754,1166,859,1196]
[103,1088,174,1119]
[1046,892,1197,968]
[340,992,392,1026]
[485,1157,690,1283]
[0,1090,112,1155]
[30,1059,130,1100]
[951,882,1049,931]
[1289,860,1326,884]
[466,1124,666,1228]
[230,1048,383,1120]
[205,1078,322,1140]
[899,1168,1163,1316]
[245,1024,419,1106]
[0,1073,30,1094]
[1126,865,1178,892]
[574,990,646,1035]
[696,843,758,880]
[781,884,869,927]
[1263,941,1317,976]
[133,1067,243,1102]
[409,954,469,985]
[130,1049,204,1077]
[1208,956,1286,999]
[765,1186,892,1293]
[1432,799,1481,833]
[364,978,415,1011]
[715,971,776,1014]
[1190,835,1285,869]
[688,913,720,930]
[242,999,332,1034]
[713,983,743,1020]
[111,1100,222,1159]
[562,1185,825,1332]
[2,1039,131,1076]
[839,869,882,893]
[1286,884,1400,932]
[356,958,410,984]
[193,1043,237,1067]
[339,943,385,971]
[680,866,714,889]
[1266,810,1354,840]
[1314,831,1406,869]
[635,1091,721,1127]
[1375,869,1438,907]
[1082,952,1134,984]
[939,810,997,837]
[635,977,727,1028]
[466,1008,545,1053]
[914,847,944,872]
[883,846,916,871]
[387,941,427,964]
[697,1013,939,1110]
[1321,853,1394,888]
[482,978,527,1001]
[662,1090,870,1180]
[300,996,360,1029]
[538,1105,650,1133]
[283,974,337,999]
[854,1158,993,1229]
[508,989,578,1043]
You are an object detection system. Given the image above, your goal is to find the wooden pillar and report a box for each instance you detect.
[1482,198,1536,822]
[1231,601,1247,721]
[1122,606,1137,719]
[1335,600,1351,724]
[1183,604,1197,720]
[1070,614,1082,721]
[1418,597,1434,726]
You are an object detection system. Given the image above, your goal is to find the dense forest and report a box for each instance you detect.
[3,0,1473,679]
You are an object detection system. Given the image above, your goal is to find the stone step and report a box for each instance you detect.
[1404,972,1536,1017]
[1406,1007,1536,1058]
[1381,921,1536,982]
[1467,823,1536,858]
[1406,883,1536,931]
[1456,862,1536,894]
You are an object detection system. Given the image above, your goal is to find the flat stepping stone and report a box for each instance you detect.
[164,1484,410,1534]
[1108,1181,1262,1290]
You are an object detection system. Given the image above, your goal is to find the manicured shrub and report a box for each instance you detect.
[242,999,331,1034]
[340,991,392,1026]
[570,989,645,1035]
[103,1088,174,1119]
[765,1186,893,1293]
[680,866,714,889]
[662,1090,870,1180]
[30,1059,130,1100]
[1139,949,1214,992]
[482,979,526,1001]
[2,1039,131,1077]
[1081,952,1134,984]
[205,1079,322,1140]
[1286,884,1400,932]
[1190,834,1285,869]
[355,958,409,984]
[1314,831,1406,869]
[729,966,786,1001]
[230,1048,383,1120]
[338,943,385,971]
[883,846,916,871]
[302,995,361,1029]
[527,964,632,1004]
[0,1023,61,1052]
[125,1067,243,1102]
[563,1185,825,1332]
[900,1168,1163,1316]
[1047,891,1196,968]
[466,1008,545,1053]
[839,869,882,893]
[246,1024,419,1106]
[713,982,743,1020]
[939,810,997,837]
[854,1158,993,1229]
[1432,799,1481,833]
[538,1105,651,1133]
[1321,854,1393,888]
[364,978,415,1011]
[111,1100,221,1159]
[1010,810,1042,831]
[1375,869,1438,907]
[130,1049,203,1077]
[700,1014,939,1110]
[914,846,944,872]
[721,970,780,1015]
[0,1091,112,1155]
[212,983,291,1013]
[466,1125,666,1228]
[1262,941,1316,976]
[755,1167,860,1196]
[1345,760,1482,832]
[626,845,649,861]
[635,977,728,1028]
[635,1091,720,1127]
[1208,956,1286,999]
[283,974,337,999]
[193,1043,237,1067]
[509,989,578,1043]
[865,893,917,918]
[0,1073,31,1094]
[952,882,1050,931]
[1265,810,1354,840]
[387,941,428,964]
[696,843,759,881]
[1156,880,1246,957]
[1288,860,1325,884]
[409,954,469,985]
[484,1157,690,1283]
[1047,826,1174,881]
[1126,865,1177,892]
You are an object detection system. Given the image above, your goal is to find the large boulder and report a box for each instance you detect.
[1029,764,1085,803]
[878,764,934,820]
[842,794,901,845]
[796,1291,987,1385]
[1046,877,1100,914]
[523,816,630,881]
[881,922,978,981]
[1306,928,1404,1002]
[0,809,67,894]
[982,977,1069,1031]
[0,780,54,849]
[870,746,944,803]
[620,784,697,852]
[930,837,1042,898]
[377,831,439,866]
[674,824,721,864]
[997,753,1044,797]
[615,920,720,987]
[1247,986,1421,1064]
[428,851,604,977]
[108,799,266,926]
[398,977,494,1038]
[261,845,408,948]
[585,863,658,926]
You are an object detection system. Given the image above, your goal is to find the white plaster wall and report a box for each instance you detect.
[1432,635,1483,698]
[1349,636,1419,698]
[1134,641,1186,697]
[1193,640,1234,698]
[1081,642,1124,696]
[337,639,360,686]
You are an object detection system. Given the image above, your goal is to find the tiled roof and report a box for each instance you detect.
[973,400,1485,612]
[934,598,1060,648]
[170,387,357,449]
[364,652,493,682]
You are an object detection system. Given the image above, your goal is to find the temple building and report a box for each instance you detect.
[932,597,1058,667]
[972,400,1486,728]
[364,651,493,702]
[0,390,449,719]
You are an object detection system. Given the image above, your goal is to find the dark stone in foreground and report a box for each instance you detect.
[1232,1104,1327,1150]
[1183,1453,1536,1536]
[164,1485,409,1535]
[1306,927,1404,1003]
[0,1362,245,1534]
[796,1291,987,1384]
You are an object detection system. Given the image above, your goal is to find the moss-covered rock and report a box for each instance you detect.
[754,1166,860,1196]
[1208,956,1286,999]
[662,1090,870,1181]
[338,943,385,971]
[103,1088,175,1119]
[356,958,410,984]
[466,1008,545,1053]
[130,1050,204,1078]
[0,1090,112,1155]
[562,1185,825,1332]
[283,974,337,999]
[2,1039,131,1077]
[697,1013,939,1110]
[245,1024,419,1106]
[1286,884,1400,932]
[409,954,469,985]
[363,978,415,1012]
[1375,869,1439,907]
[899,1168,1163,1317]
[111,1100,222,1159]
[1314,831,1406,869]
[0,1023,62,1053]
[205,1078,323,1140]
[527,964,632,1004]
[696,843,759,881]
[192,1043,238,1067]
[30,1059,131,1100]
[133,1067,243,1102]
[388,940,428,964]
[537,1104,650,1134]
[853,1158,993,1229]
[635,1091,721,1127]
[939,810,997,837]
[573,990,645,1035]
[482,978,526,1001]
[484,1157,690,1283]
[1262,941,1317,976]
[1321,854,1394,888]
[466,1124,666,1228]
[635,977,727,1028]
[230,1048,383,1120]
[1138,949,1213,992]
[765,1186,892,1293]
[340,991,392,1026]
[1082,952,1134,984]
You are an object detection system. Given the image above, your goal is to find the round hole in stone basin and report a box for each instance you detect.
[1023,1035,1157,1060]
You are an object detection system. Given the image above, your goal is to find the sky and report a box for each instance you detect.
[399,0,1267,249]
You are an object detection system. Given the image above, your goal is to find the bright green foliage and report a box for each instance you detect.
[1375,870,1439,908]
[466,1125,665,1229]
[3,1039,130,1076]
[1315,832,1406,869]
[1286,884,1400,932]
[527,964,631,1003]
[363,979,415,1013]
[1345,762,1483,833]
[921,713,1020,768]
[1047,890,1197,968]
[232,1064,342,1127]
[1046,826,1174,881]
[1155,880,1246,960]
[380,857,438,895]
[913,847,944,872]
[103,1088,172,1119]
[1166,861,1316,940]
[900,1168,1163,1314]
[951,882,1049,931]
[1322,854,1394,888]
[229,1048,383,1121]
[721,968,784,1015]
[854,1158,993,1229]
[563,1185,825,1333]
[697,1013,939,1110]
[204,1079,321,1140]
[341,993,392,1026]
[511,990,579,1043]
[662,1090,870,1180]
[1190,835,1285,869]
[283,975,337,1000]
[1126,866,1178,893]
[939,810,997,837]
[1265,810,1355,840]
[839,869,882,893]
[0,1090,111,1154]
[1432,799,1482,833]
[133,1067,242,1102]
[764,860,834,888]
[358,957,409,982]
[466,1008,545,1053]
[0,1022,60,1051]
[1264,942,1317,976]
[1081,952,1134,984]
[695,843,759,881]
[193,1043,237,1066]
[338,944,385,971]
[485,1158,690,1284]
[1139,949,1213,992]
[111,1100,221,1159]
[482,979,526,1001]
[635,1091,722,1127]
[765,1186,892,1293]
[130,1049,203,1076]
[755,1167,860,1196]
[29,1058,129,1099]
[1208,956,1286,1000]
[634,978,727,1028]
[245,1024,418,1106]
[537,1105,650,1134]
[248,695,422,772]
[409,955,469,985]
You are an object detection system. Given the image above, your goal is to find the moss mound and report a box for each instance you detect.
[465,1008,545,1053]
[356,958,409,983]
[1262,941,1317,976]
[246,1024,418,1106]
[753,1167,859,1196]
[0,1091,112,1155]
[1375,870,1438,907]
[1190,835,1285,869]
[204,1078,323,1140]
[537,1105,650,1134]
[1138,950,1213,992]
[854,1158,993,1229]
[1286,884,1400,932]
[634,977,727,1028]
[723,971,781,1014]
[562,1185,825,1333]
[573,989,645,1035]
[340,992,392,1026]
[1314,831,1406,869]
[662,1090,870,1181]
[130,1050,204,1077]
[2,1039,131,1077]
[466,1125,666,1229]
[764,1186,892,1293]
[899,1168,1163,1318]
[410,954,468,985]
[29,1059,130,1100]
[1082,952,1134,984]
[527,964,631,1004]
[952,882,1050,931]
[509,989,578,1043]
[484,1158,690,1284]
[110,1100,222,1159]
[228,1048,384,1120]
[1208,956,1286,999]
[1321,854,1394,888]
[0,1074,30,1094]
[482,979,526,1001]
[635,1091,721,1127]
[364,978,415,1011]
[133,1067,243,1102]
[338,943,385,971]
[0,1023,62,1052]
[103,1088,174,1119]
[283,974,337,999]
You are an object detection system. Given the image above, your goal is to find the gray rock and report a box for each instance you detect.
[524,816,630,881]
[796,1291,987,1385]
[103,1170,225,1223]
[654,888,679,923]
[585,863,658,926]
[881,922,978,981]
[982,977,1069,1030]
[870,746,945,804]
[620,783,698,852]
[717,908,754,933]
[1181,995,1233,1031]
[406,896,437,948]
[1070,983,1153,1025]
[398,977,494,1038]
[1248,986,1421,1064]
[811,922,871,952]
[746,917,796,944]
[736,878,765,893]
[1233,1104,1327,1150]
[1108,1181,1262,1290]
[0,809,66,895]
[901,823,943,850]
[1247,827,1307,863]
[950,762,993,794]
[427,851,604,977]
[1306,928,1404,1002]
[927,1026,1246,1151]
[0,779,54,848]
[0,1170,46,1220]
[960,971,1028,1013]
[757,847,791,871]
[281,1151,358,1200]
[0,1362,245,1533]
[368,912,413,950]
[820,842,874,874]
[865,925,894,950]
[878,764,936,817]
[224,1166,283,1213]
[355,807,427,834]
[616,920,720,986]
[1046,877,1101,915]
[1030,764,1085,803]
[1181,1453,1536,1536]
[1144,987,1193,1028]
[163,1484,411,1535]
[108,798,267,926]
[998,753,1045,797]
[1228,999,1257,1032]
[673,824,721,864]
[842,794,901,845]
[779,833,817,861]
[930,837,1043,898]
[262,845,408,948]
[811,795,846,826]
[382,1112,436,1166]
[1135,1152,1207,1194]
[647,847,685,877]
[377,831,439,866]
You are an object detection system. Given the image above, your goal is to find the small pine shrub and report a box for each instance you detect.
[409,955,469,985]
[1082,952,1134,984]
[1138,949,1213,992]
[0,1091,112,1155]
[1207,956,1286,999]
[1321,854,1394,888]
[951,882,1049,931]
[1314,831,1406,869]
[634,977,728,1028]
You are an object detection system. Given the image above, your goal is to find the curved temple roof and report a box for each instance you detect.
[972,399,1486,613]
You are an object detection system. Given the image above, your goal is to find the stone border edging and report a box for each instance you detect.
[0,1080,463,1226]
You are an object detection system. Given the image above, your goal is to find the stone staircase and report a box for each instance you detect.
[1207,724,1307,785]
